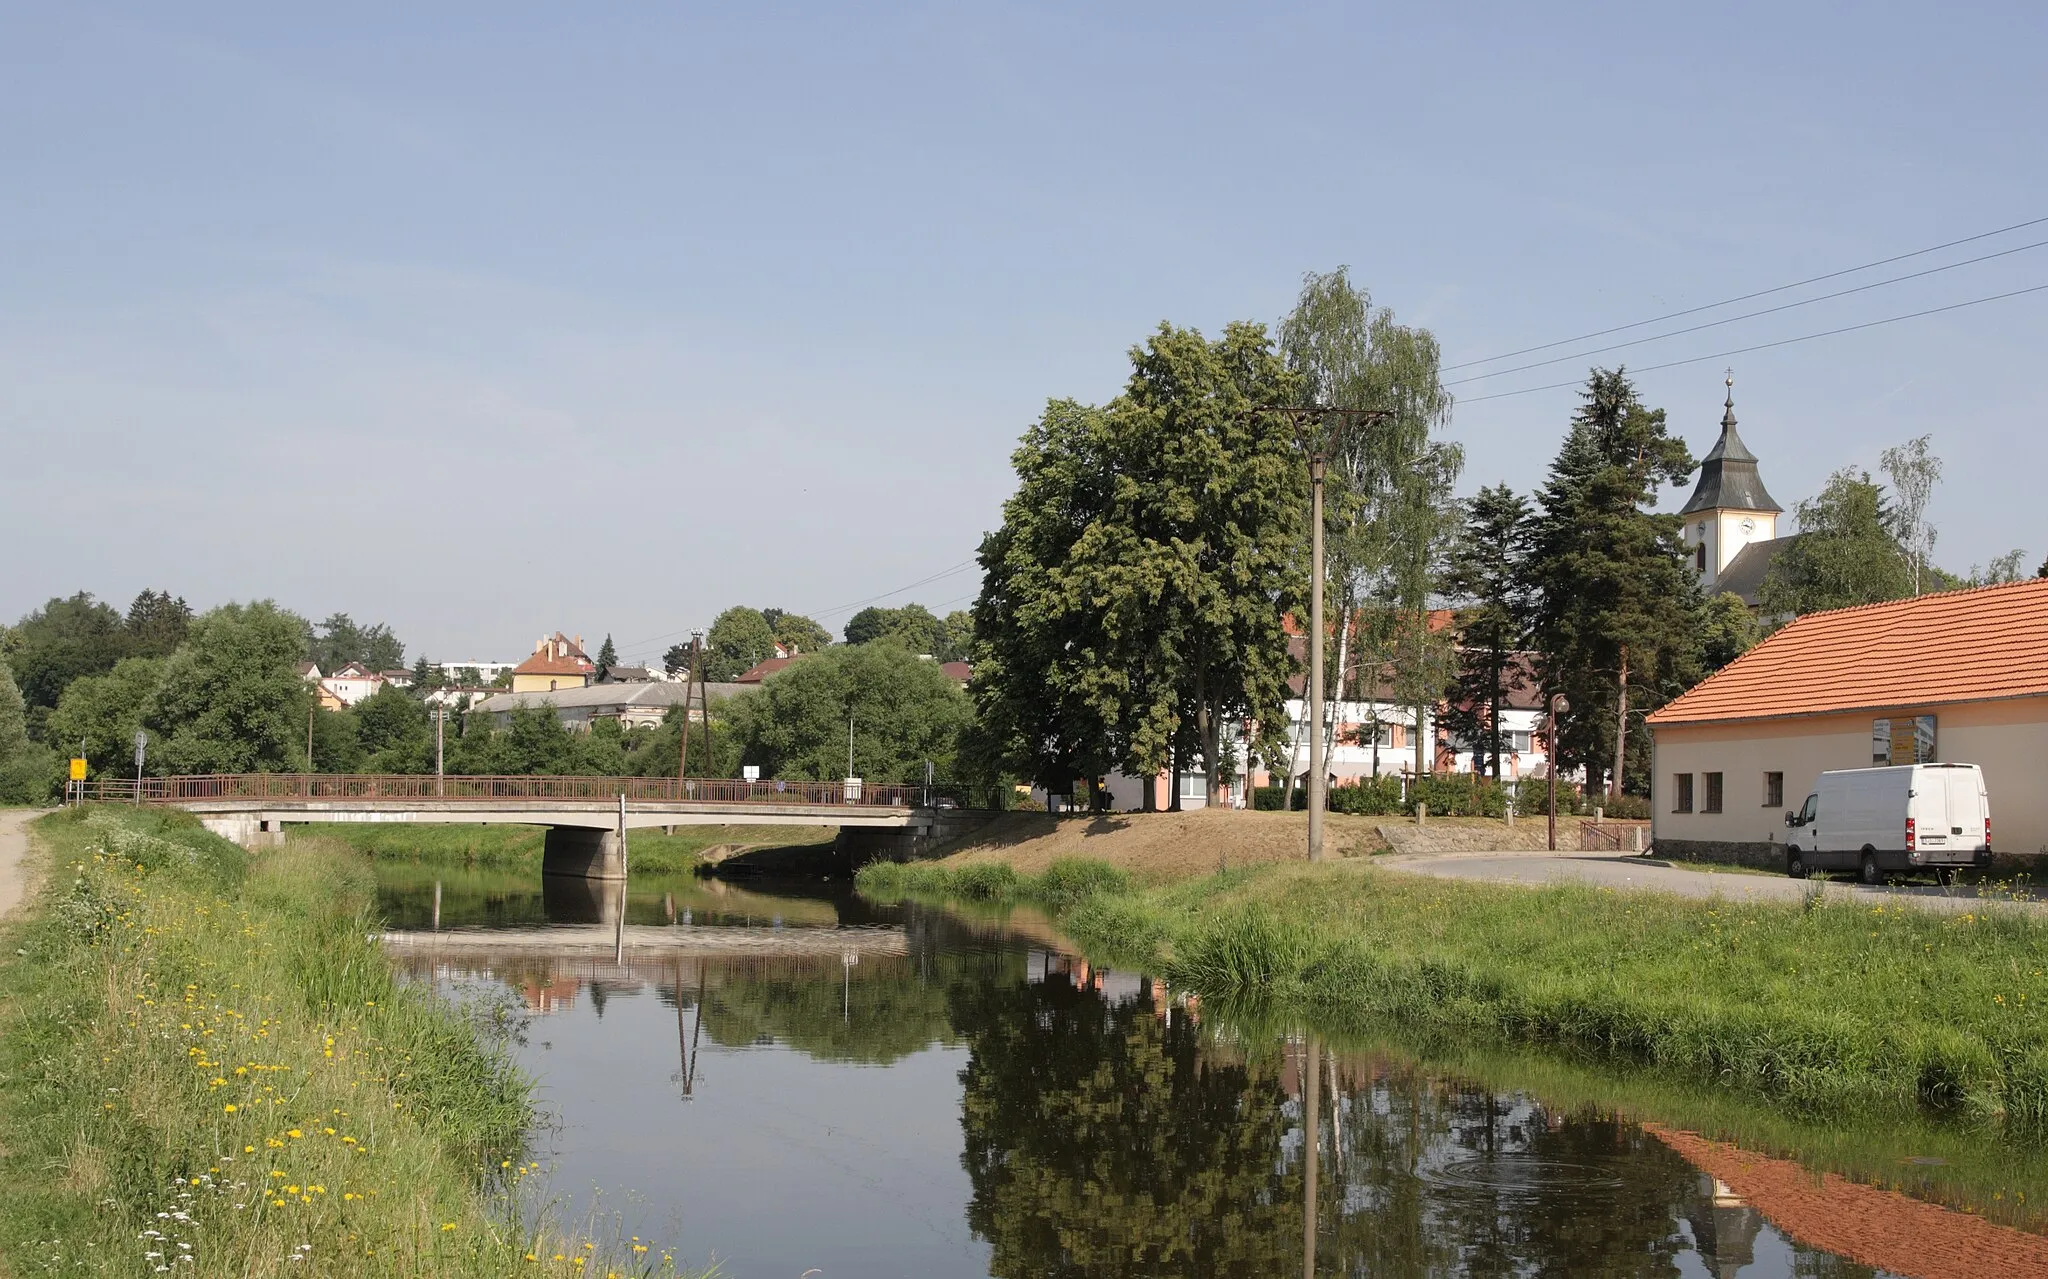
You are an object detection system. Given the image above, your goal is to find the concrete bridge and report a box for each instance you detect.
[82,774,963,879]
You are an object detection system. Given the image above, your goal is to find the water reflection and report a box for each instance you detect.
[953,961,1873,1278]
[377,869,2025,1277]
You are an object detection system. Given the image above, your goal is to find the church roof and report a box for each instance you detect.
[1713,535,1795,607]
[1679,383,1782,516]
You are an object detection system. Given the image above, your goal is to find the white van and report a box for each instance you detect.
[1783,763,1991,885]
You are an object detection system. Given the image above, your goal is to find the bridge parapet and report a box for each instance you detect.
[79,773,923,808]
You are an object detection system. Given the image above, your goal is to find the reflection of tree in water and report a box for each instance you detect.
[954,978,1876,1278]
[952,975,1302,1276]
[681,943,1024,1066]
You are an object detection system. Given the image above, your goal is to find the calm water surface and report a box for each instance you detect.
[373,866,1990,1278]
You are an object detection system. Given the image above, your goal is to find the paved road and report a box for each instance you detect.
[0,808,36,919]
[1380,849,2041,915]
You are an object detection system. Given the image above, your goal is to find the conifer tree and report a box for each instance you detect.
[596,634,618,681]
[1525,369,1699,798]
[1443,484,1530,781]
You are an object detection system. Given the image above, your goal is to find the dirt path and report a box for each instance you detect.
[0,808,37,919]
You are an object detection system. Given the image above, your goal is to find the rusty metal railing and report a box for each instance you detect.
[74,774,920,808]
[1580,821,1649,853]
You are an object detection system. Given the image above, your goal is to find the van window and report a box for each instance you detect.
[1763,772,1783,807]
[1703,772,1723,813]
[1673,774,1694,814]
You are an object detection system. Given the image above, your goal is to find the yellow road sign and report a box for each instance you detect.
[69,757,87,781]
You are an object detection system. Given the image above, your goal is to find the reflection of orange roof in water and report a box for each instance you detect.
[1646,1124,2048,1278]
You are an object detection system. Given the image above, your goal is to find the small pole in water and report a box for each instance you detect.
[432,878,441,932]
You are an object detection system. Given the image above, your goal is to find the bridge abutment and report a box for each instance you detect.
[541,826,626,881]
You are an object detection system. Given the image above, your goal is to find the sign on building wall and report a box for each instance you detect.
[1872,714,1937,765]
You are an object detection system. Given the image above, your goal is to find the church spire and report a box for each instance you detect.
[1679,370,1781,516]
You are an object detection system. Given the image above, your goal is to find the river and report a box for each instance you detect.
[375,864,2048,1278]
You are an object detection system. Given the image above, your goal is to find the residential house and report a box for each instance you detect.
[510,634,596,693]
[1646,578,2048,865]
[319,662,384,707]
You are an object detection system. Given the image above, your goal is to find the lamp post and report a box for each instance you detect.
[1258,404,1393,862]
[1546,693,1570,852]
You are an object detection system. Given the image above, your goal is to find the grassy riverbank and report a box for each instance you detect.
[292,820,837,874]
[857,856,2048,1133]
[0,806,703,1277]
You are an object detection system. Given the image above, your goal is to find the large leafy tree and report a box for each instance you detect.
[727,643,970,783]
[1279,268,1462,779]
[0,659,59,802]
[1757,467,1912,618]
[47,657,166,779]
[3,592,127,722]
[761,609,832,655]
[703,606,779,682]
[353,683,433,772]
[844,603,945,654]
[1524,368,1699,798]
[308,612,406,672]
[974,322,1304,802]
[149,601,314,773]
[1443,484,1530,781]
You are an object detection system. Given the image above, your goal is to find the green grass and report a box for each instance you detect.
[293,820,838,875]
[0,806,710,1278]
[862,854,2048,1135]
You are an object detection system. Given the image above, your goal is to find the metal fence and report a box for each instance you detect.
[1580,821,1649,853]
[74,774,922,808]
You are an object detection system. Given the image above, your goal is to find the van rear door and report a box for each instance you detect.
[1944,769,1988,851]
[1914,768,1949,854]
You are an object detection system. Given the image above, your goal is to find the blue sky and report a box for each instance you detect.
[3,2,2043,665]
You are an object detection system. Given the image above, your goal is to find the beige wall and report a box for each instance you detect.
[511,672,589,694]
[1651,696,2048,856]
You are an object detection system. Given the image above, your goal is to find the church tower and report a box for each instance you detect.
[1679,374,1781,592]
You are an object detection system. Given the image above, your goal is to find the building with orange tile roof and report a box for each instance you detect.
[509,633,596,693]
[1646,578,2048,866]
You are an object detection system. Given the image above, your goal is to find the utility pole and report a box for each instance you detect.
[1259,404,1393,863]
[1307,451,1329,860]
[434,706,445,797]
[677,631,704,786]
[1546,692,1570,852]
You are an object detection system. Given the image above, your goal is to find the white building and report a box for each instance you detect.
[318,662,384,707]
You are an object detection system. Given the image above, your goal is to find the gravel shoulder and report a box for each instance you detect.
[0,808,39,919]
[1380,848,2041,914]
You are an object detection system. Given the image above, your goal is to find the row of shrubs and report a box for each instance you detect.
[1250,776,1651,820]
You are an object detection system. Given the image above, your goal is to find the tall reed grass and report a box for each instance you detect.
[0,806,711,1277]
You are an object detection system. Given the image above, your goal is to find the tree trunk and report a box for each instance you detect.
[1196,663,1220,810]
[1611,646,1629,801]
[1168,736,1183,812]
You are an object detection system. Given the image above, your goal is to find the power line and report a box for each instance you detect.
[1445,236,2048,386]
[1443,213,2048,371]
[806,558,980,622]
[1459,282,2048,404]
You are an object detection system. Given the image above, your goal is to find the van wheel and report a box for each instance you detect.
[1860,851,1882,886]
[1786,848,1809,879]
[1936,866,1958,887]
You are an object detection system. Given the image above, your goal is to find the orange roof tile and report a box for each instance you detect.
[1649,578,2048,726]
[512,632,594,677]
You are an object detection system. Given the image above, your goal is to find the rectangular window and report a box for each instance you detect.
[1763,771,1784,808]
[1178,773,1207,800]
[1673,773,1694,814]
[1703,772,1724,813]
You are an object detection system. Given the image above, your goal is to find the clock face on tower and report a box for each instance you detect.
[1740,517,1756,533]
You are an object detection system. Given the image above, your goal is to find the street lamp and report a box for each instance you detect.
[1546,693,1571,852]
[1257,404,1393,862]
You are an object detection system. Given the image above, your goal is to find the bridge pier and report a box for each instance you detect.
[541,826,626,881]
